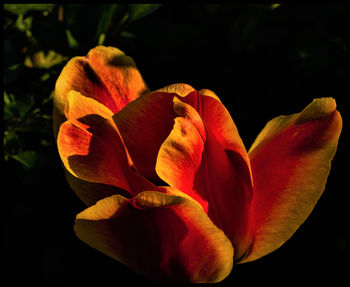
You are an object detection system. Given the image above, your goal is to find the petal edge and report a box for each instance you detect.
[74,190,234,283]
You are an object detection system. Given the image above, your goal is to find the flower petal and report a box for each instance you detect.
[54,45,147,115]
[155,83,196,97]
[112,91,177,182]
[241,98,342,263]
[65,90,114,121]
[63,168,130,206]
[74,189,234,283]
[57,120,130,191]
[57,91,129,205]
[111,84,204,183]
[191,91,254,262]
[156,89,254,262]
[156,99,207,209]
[57,90,157,203]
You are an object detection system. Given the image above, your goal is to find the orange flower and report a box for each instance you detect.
[53,46,342,283]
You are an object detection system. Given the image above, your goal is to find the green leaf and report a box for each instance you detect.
[4,4,56,15]
[42,91,54,105]
[14,116,52,133]
[17,95,35,119]
[40,73,51,81]
[4,91,16,119]
[271,4,281,10]
[14,14,32,32]
[120,31,135,39]
[11,150,38,169]
[247,4,281,11]
[128,4,162,22]
[4,130,23,160]
[4,92,34,120]
[4,130,18,147]
[24,50,67,69]
[4,91,15,106]
[65,29,79,49]
[95,4,118,42]
[63,4,84,25]
[98,33,106,45]
[40,139,53,147]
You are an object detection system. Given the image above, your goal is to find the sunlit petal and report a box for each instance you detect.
[74,189,234,283]
[241,98,342,263]
[54,45,147,115]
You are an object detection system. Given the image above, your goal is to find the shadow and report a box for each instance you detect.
[75,203,190,282]
[107,54,138,68]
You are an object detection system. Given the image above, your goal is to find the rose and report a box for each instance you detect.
[53,46,342,283]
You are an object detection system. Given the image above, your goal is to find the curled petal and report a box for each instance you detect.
[198,88,221,102]
[155,89,254,261]
[57,120,130,192]
[112,91,177,181]
[54,45,147,115]
[156,104,207,210]
[111,84,205,182]
[57,91,159,199]
[173,96,206,140]
[74,189,234,283]
[57,117,156,201]
[189,91,254,262]
[241,98,342,263]
[155,83,196,97]
[64,90,114,122]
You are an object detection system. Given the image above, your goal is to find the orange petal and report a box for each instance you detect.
[156,90,254,262]
[57,120,130,191]
[74,189,234,283]
[54,45,148,115]
[241,98,342,263]
[64,90,134,164]
[57,91,157,202]
[155,83,196,97]
[64,90,114,122]
[112,91,177,182]
[58,91,128,205]
[58,117,157,199]
[156,99,207,209]
[198,88,222,102]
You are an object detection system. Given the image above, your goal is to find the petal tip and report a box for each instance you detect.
[296,97,337,124]
[87,45,125,59]
[198,88,221,102]
[156,83,195,97]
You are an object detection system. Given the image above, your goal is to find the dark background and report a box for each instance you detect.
[3,4,348,285]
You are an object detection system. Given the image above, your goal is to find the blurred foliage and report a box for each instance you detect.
[3,4,162,182]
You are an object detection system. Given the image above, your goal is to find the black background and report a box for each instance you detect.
[3,4,348,285]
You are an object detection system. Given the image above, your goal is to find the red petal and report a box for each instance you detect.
[112,91,177,182]
[241,98,342,263]
[156,88,254,262]
[74,189,234,282]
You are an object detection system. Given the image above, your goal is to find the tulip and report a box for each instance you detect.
[53,46,342,283]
